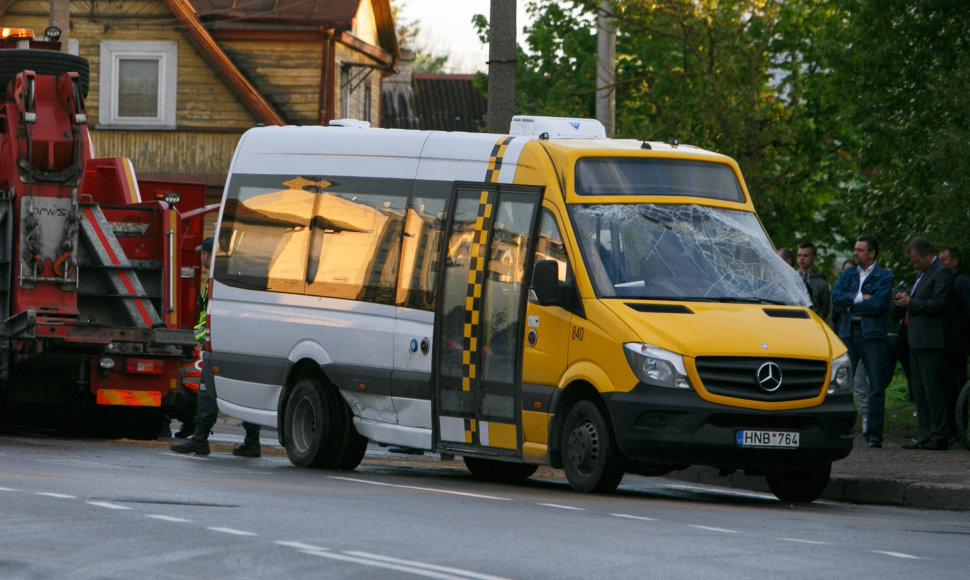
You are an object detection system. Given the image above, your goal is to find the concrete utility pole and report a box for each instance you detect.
[487,0,516,134]
[49,0,70,52]
[595,0,616,137]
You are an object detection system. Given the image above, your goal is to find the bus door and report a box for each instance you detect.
[433,184,542,457]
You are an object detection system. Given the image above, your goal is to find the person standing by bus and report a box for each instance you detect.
[796,242,831,322]
[831,234,894,449]
[895,238,953,450]
[170,237,262,457]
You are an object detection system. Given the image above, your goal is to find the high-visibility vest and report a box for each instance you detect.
[194,283,208,343]
[181,345,202,393]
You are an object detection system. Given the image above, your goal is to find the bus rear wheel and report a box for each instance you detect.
[463,456,538,481]
[765,464,831,503]
[283,379,343,468]
[560,399,624,493]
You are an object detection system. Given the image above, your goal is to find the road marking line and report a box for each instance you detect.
[36,492,76,499]
[277,540,329,552]
[537,503,584,511]
[872,550,926,560]
[146,514,193,523]
[777,537,832,545]
[687,524,740,534]
[346,550,513,580]
[0,487,20,492]
[163,452,211,461]
[86,501,130,510]
[328,476,511,501]
[206,526,258,536]
[300,549,506,580]
[611,513,660,522]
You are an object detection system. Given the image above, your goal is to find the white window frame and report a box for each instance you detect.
[99,40,177,129]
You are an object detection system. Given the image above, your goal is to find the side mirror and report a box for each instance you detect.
[532,260,564,306]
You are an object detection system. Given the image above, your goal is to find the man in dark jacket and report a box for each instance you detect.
[939,247,970,442]
[797,242,831,322]
[831,234,894,448]
[894,238,953,450]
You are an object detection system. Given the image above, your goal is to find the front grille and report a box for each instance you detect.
[694,356,827,402]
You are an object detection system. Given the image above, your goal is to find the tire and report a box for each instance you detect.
[463,456,539,481]
[333,402,368,471]
[0,49,89,98]
[283,379,343,468]
[765,464,831,503]
[956,380,970,451]
[559,399,625,493]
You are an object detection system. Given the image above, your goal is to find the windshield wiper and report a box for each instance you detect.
[712,296,788,306]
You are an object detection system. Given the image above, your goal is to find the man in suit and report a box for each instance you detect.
[938,247,968,442]
[894,237,953,450]
[831,234,895,448]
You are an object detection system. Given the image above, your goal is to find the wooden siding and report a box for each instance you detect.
[3,0,256,130]
[219,39,323,126]
[335,43,383,127]
[90,130,240,179]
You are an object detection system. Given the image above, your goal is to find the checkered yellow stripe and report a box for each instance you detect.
[459,137,514,444]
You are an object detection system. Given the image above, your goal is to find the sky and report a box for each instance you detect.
[396,0,532,74]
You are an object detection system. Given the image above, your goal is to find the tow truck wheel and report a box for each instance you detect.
[0,49,89,97]
[765,464,831,503]
[283,378,342,468]
[463,456,539,481]
[560,399,625,493]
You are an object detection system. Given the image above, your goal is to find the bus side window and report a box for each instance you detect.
[535,210,569,284]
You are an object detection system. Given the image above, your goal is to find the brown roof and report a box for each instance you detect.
[190,0,361,27]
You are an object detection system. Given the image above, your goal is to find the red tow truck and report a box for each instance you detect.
[0,27,215,437]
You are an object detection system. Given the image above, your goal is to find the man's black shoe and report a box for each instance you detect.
[921,440,948,451]
[170,437,210,455]
[173,423,195,438]
[232,442,261,457]
[901,439,923,449]
[866,439,882,448]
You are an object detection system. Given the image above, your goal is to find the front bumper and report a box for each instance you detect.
[603,384,856,471]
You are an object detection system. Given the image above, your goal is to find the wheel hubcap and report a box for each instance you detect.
[567,419,599,474]
[291,396,316,452]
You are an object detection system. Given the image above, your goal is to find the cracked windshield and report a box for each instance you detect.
[569,203,810,306]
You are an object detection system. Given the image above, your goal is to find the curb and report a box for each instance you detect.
[670,466,970,510]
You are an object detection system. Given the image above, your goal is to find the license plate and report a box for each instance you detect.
[736,430,799,448]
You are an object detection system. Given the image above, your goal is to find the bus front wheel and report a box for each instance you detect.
[560,399,624,493]
[765,464,831,503]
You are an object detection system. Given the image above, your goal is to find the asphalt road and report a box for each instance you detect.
[2,433,969,580]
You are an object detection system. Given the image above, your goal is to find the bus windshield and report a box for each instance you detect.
[568,203,811,306]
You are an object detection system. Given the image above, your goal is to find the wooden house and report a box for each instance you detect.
[0,0,399,196]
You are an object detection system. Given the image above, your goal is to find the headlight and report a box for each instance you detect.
[827,352,852,395]
[623,343,691,390]
[99,357,116,370]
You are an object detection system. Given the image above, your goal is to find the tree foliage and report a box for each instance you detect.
[479,0,968,277]
[820,0,970,278]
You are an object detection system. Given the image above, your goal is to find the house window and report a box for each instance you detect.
[364,83,371,122]
[340,65,350,118]
[99,40,177,128]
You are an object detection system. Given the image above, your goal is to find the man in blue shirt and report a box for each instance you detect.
[831,234,895,448]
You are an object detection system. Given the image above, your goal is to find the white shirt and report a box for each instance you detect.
[853,263,875,304]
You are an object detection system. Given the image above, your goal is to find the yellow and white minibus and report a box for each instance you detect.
[208,116,855,502]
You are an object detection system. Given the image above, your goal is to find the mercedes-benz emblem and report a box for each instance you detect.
[756,362,783,392]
